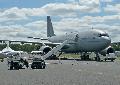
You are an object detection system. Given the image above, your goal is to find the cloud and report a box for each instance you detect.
[79,0,100,5]
[0,14,119,42]
[0,7,47,22]
[104,4,120,14]
[0,2,101,22]
[0,1,119,42]
[100,0,112,3]
[42,3,100,17]
[0,7,28,22]
[82,15,120,24]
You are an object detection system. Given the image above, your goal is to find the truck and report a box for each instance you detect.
[99,53,117,62]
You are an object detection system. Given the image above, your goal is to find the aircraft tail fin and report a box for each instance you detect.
[2,41,14,52]
[5,41,10,48]
[47,16,56,37]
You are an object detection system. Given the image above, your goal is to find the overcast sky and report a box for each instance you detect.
[0,0,120,42]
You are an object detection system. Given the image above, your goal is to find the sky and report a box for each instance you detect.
[0,0,120,42]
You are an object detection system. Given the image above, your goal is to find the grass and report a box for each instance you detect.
[60,53,80,59]
[116,56,120,60]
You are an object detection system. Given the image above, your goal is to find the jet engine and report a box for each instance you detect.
[39,45,59,60]
[39,46,52,54]
[99,46,115,56]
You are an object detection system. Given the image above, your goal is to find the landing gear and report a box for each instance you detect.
[80,52,90,61]
[80,52,101,61]
[95,53,101,61]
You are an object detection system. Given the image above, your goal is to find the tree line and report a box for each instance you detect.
[0,44,41,53]
[0,43,119,53]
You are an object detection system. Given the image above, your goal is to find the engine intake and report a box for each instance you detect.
[100,46,115,56]
[39,46,52,54]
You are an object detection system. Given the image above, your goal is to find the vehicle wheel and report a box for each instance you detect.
[31,66,35,69]
[19,64,23,69]
[111,59,114,62]
[31,67,35,69]
[10,65,13,70]
[105,59,106,61]
[39,65,42,69]
[14,66,19,70]
[42,65,46,69]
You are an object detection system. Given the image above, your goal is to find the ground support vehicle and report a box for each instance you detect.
[31,58,46,69]
[99,53,117,62]
[8,57,29,70]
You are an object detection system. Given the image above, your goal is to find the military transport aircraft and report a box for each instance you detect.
[0,16,113,61]
[39,16,112,61]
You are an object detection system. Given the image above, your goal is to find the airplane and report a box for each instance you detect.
[0,41,27,60]
[0,16,113,61]
[38,16,112,61]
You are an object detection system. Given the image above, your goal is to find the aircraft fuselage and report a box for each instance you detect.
[48,29,111,53]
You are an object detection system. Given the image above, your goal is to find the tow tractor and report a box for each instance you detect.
[7,54,29,70]
[31,57,46,69]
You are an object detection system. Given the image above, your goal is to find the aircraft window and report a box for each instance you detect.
[98,33,109,37]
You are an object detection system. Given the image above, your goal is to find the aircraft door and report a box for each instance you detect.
[75,34,79,42]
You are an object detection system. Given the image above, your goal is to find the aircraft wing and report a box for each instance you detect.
[0,39,60,47]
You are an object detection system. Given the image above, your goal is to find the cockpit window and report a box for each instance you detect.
[98,33,109,37]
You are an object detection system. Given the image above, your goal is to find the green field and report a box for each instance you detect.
[60,53,80,58]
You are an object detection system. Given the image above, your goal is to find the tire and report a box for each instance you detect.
[19,64,23,69]
[14,66,19,70]
[111,59,114,62]
[104,59,106,61]
[31,66,35,69]
[42,65,46,69]
[39,65,42,69]
[10,65,13,70]
[31,65,35,69]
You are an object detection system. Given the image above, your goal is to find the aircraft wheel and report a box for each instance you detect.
[96,57,100,62]
[81,56,85,60]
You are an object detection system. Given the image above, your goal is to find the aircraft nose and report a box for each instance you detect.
[104,37,111,46]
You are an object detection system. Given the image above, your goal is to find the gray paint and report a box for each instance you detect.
[47,16,111,53]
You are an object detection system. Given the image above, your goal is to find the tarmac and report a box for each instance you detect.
[0,59,120,85]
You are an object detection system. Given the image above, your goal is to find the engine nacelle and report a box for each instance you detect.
[100,46,115,56]
[39,46,52,54]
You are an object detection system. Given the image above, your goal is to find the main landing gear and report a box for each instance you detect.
[95,53,101,61]
[80,52,90,61]
[80,52,101,61]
